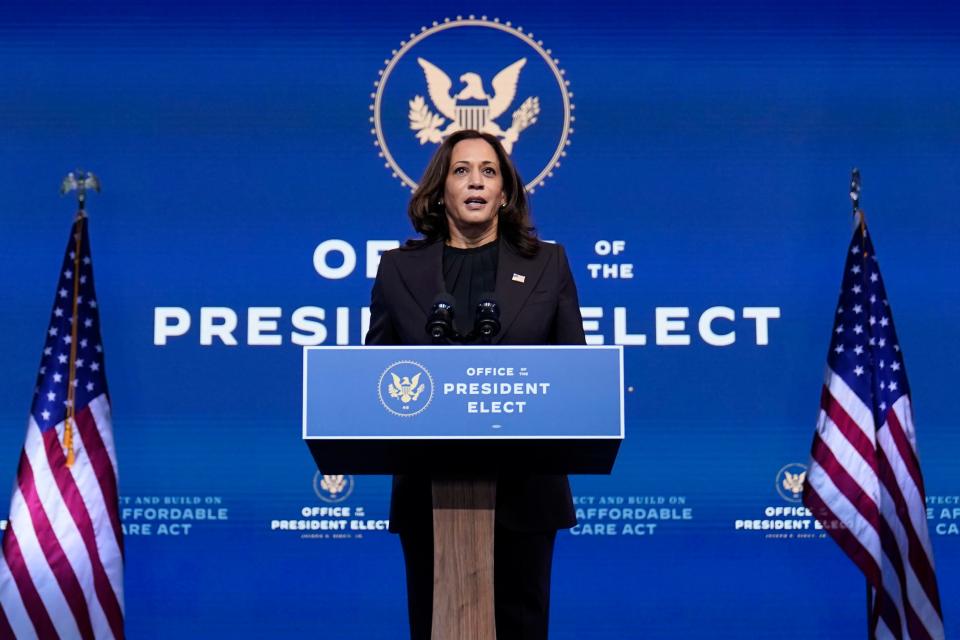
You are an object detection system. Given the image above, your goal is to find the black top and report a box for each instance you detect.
[442,240,499,336]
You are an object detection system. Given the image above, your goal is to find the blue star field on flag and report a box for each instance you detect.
[31,215,108,433]
[828,219,909,429]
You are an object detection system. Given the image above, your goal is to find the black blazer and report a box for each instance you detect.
[365,237,585,532]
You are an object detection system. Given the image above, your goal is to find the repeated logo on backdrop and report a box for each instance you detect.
[268,474,389,539]
[775,462,807,503]
[313,472,355,503]
[371,16,574,192]
[733,462,823,540]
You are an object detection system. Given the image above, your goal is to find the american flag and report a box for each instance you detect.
[0,214,124,639]
[803,216,943,640]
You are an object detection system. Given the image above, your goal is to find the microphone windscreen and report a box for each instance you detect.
[477,292,499,316]
[433,292,456,309]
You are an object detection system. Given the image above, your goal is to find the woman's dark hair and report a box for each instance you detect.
[405,129,539,257]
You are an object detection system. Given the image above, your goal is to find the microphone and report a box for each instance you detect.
[426,293,456,339]
[474,292,501,338]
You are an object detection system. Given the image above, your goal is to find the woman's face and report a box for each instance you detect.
[442,138,506,235]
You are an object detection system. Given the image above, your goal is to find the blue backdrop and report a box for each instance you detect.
[1,1,958,637]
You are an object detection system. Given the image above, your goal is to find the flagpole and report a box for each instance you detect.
[58,170,100,467]
[849,168,860,218]
[850,167,874,640]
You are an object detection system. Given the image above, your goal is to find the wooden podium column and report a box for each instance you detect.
[431,478,497,640]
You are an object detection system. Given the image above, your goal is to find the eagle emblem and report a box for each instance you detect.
[320,474,347,497]
[782,470,807,497]
[378,360,434,417]
[409,57,540,153]
[313,471,355,503]
[388,372,426,405]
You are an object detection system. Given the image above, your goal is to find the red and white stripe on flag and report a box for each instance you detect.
[803,218,943,640]
[0,215,124,639]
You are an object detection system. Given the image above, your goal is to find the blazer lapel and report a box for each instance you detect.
[394,241,445,316]
[493,238,548,344]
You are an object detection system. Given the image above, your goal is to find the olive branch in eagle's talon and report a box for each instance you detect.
[408,95,446,144]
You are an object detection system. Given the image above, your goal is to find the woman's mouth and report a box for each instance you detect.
[464,197,488,210]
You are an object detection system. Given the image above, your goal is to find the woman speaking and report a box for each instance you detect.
[366,129,586,640]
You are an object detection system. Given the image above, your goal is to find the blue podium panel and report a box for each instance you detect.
[303,346,624,474]
[303,346,623,439]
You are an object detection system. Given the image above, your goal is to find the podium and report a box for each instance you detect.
[304,346,623,639]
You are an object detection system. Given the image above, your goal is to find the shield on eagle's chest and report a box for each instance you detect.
[455,99,489,131]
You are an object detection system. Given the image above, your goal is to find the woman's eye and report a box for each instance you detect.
[454,167,467,175]
[483,168,496,175]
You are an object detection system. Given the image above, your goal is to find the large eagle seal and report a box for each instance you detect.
[409,57,540,153]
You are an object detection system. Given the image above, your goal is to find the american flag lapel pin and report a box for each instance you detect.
[512,273,526,284]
